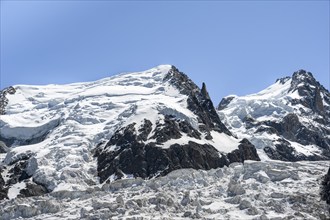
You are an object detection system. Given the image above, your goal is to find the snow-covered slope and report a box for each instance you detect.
[0,65,259,200]
[218,70,330,161]
[0,66,329,219]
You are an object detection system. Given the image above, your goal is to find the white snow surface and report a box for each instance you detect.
[7,182,26,200]
[218,78,327,158]
[0,65,240,195]
[0,160,328,219]
[1,67,329,219]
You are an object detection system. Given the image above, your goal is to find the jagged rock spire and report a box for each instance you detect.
[164,66,232,136]
[201,82,211,100]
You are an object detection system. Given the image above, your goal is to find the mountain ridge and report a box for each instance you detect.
[0,65,259,200]
[0,65,329,219]
[218,69,330,161]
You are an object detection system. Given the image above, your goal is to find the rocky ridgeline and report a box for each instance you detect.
[95,117,259,183]
[0,65,260,201]
[0,86,17,153]
[218,69,330,162]
[0,86,16,115]
[0,66,329,218]
[289,70,329,114]
[95,66,259,183]
[164,66,232,137]
[265,70,330,161]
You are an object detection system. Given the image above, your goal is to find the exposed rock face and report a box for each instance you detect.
[0,86,16,115]
[289,70,327,114]
[0,141,9,153]
[96,118,260,183]
[227,139,260,163]
[259,112,330,161]
[286,70,330,143]
[0,155,48,199]
[0,167,8,200]
[218,69,330,161]
[321,167,330,209]
[96,118,260,182]
[19,183,49,198]
[165,66,232,137]
[96,66,259,183]
[218,95,236,111]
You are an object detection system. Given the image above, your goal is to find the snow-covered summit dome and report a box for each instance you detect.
[0,65,259,200]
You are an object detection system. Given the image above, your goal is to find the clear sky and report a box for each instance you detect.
[1,1,329,104]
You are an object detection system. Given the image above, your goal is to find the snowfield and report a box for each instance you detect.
[0,160,328,219]
[1,66,329,219]
[0,65,243,197]
[218,74,329,160]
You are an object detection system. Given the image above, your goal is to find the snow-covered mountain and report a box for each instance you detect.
[218,69,330,161]
[0,65,259,201]
[1,66,329,219]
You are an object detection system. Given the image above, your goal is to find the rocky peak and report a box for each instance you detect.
[289,69,319,92]
[201,82,211,100]
[92,66,259,183]
[291,69,315,83]
[164,65,200,95]
[217,69,330,163]
[0,86,16,115]
[164,66,232,136]
[287,70,330,115]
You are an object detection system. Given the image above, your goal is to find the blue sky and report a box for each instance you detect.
[1,1,329,104]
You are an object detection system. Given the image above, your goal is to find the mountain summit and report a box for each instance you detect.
[218,69,330,161]
[0,66,329,219]
[0,65,259,200]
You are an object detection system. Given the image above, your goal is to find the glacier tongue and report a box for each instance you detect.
[0,160,328,220]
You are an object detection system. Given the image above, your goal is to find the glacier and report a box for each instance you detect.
[0,66,329,219]
[0,160,328,219]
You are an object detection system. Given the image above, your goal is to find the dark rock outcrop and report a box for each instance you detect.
[19,183,49,198]
[264,139,323,161]
[96,119,260,183]
[284,70,330,122]
[260,112,330,161]
[321,167,330,213]
[0,86,16,115]
[165,66,232,136]
[0,167,8,200]
[96,66,260,183]
[219,69,330,162]
[0,154,47,200]
[264,70,330,160]
[227,139,260,163]
[217,96,236,111]
[0,141,9,153]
